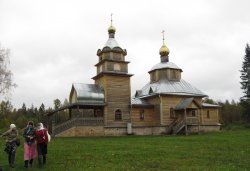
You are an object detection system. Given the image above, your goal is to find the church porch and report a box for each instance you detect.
[167,98,202,135]
[46,102,105,137]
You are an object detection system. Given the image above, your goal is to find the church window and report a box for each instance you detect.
[140,109,144,120]
[104,53,109,59]
[113,53,121,61]
[171,70,178,80]
[170,107,174,118]
[192,110,196,116]
[110,52,113,60]
[114,63,121,71]
[99,65,102,72]
[115,109,122,121]
[149,87,154,94]
[151,72,156,82]
[207,110,210,118]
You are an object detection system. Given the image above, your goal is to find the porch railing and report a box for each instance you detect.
[53,117,104,136]
[172,119,185,135]
[186,117,199,124]
[169,117,199,135]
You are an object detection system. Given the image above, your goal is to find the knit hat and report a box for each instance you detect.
[10,124,16,129]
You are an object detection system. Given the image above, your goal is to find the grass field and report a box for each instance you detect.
[0,129,250,171]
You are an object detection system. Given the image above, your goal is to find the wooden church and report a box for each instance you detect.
[47,20,221,137]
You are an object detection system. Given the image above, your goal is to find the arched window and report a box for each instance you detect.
[170,107,174,118]
[114,63,121,71]
[115,109,122,121]
[140,109,144,120]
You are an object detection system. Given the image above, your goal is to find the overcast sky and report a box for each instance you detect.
[0,0,249,109]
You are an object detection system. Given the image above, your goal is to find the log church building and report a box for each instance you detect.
[47,19,221,137]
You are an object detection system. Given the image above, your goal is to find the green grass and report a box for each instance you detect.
[0,130,250,171]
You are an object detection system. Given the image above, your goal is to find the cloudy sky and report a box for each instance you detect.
[0,0,249,108]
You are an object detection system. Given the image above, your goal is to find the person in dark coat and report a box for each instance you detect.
[35,123,48,168]
[23,121,37,168]
[1,124,19,168]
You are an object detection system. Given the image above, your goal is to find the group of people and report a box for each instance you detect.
[1,121,49,169]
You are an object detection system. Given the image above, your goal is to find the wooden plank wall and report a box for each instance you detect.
[148,96,202,126]
[103,75,131,126]
[201,108,219,125]
[161,96,182,125]
[131,108,156,126]
[147,97,161,125]
[150,69,182,83]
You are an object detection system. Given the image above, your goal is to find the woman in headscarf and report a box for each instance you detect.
[23,121,37,168]
[1,124,19,168]
[35,123,48,168]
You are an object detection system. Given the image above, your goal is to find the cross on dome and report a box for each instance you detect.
[159,30,170,57]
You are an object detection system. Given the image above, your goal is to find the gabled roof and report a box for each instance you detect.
[137,78,207,98]
[131,98,154,107]
[175,98,201,110]
[70,83,105,104]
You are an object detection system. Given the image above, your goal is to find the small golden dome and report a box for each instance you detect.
[108,25,116,33]
[108,13,116,33]
[159,43,170,56]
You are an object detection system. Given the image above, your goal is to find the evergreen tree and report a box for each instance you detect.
[38,103,46,122]
[21,103,27,115]
[39,103,45,113]
[63,98,69,106]
[27,104,35,117]
[240,43,250,122]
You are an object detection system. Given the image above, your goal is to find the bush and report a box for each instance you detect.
[222,123,246,131]
[0,118,11,129]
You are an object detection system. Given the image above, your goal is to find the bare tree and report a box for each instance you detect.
[0,44,16,96]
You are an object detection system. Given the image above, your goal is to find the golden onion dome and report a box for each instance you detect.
[108,24,116,33]
[108,14,116,33]
[159,43,170,56]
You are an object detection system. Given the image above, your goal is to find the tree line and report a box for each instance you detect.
[0,99,69,129]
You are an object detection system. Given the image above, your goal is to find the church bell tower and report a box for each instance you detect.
[92,16,133,126]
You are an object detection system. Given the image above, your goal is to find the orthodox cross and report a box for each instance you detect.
[111,13,113,25]
[162,30,166,44]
